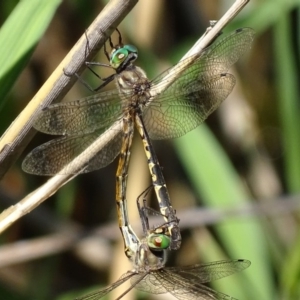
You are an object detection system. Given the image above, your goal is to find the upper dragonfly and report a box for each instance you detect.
[23,27,255,253]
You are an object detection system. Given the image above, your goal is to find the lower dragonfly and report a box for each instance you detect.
[22,28,255,254]
[76,187,251,300]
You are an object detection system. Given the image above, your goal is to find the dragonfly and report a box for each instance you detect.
[22,27,255,255]
[75,188,251,300]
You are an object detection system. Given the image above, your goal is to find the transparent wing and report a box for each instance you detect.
[133,273,168,294]
[75,271,138,300]
[159,272,236,300]
[134,260,250,299]
[167,259,251,283]
[167,279,238,300]
[144,28,255,139]
[34,90,123,135]
[22,127,123,175]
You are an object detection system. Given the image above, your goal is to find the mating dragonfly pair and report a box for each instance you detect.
[23,27,254,299]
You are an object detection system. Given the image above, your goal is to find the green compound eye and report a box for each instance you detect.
[110,48,128,68]
[147,233,170,250]
[110,45,138,68]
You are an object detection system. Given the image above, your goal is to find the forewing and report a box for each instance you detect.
[167,260,251,284]
[22,127,122,175]
[151,28,255,87]
[34,90,122,135]
[145,28,254,140]
[150,269,240,300]
[196,27,255,76]
[75,271,137,300]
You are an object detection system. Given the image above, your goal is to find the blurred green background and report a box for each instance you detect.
[0,0,300,299]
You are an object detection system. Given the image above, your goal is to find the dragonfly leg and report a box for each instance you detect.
[63,64,115,92]
[115,28,123,46]
[136,186,153,235]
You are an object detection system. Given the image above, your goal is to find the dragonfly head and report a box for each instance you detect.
[147,233,171,250]
[135,237,168,270]
[110,44,138,70]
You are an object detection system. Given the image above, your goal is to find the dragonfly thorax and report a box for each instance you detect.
[116,65,152,110]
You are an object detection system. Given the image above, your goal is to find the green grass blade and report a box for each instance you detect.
[273,10,300,300]
[173,125,274,299]
[0,0,62,106]
[273,10,300,193]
